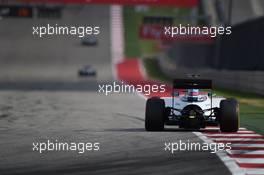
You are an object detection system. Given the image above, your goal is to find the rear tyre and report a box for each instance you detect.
[219,98,239,132]
[145,97,165,131]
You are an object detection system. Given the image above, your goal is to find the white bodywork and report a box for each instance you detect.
[162,94,225,116]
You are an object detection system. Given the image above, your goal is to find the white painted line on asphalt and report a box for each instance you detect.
[196,128,264,174]
[205,131,257,135]
[235,158,264,164]
[206,134,262,137]
[210,136,264,140]
[213,138,264,141]
[227,150,264,155]
[110,5,124,80]
[241,168,264,175]
[203,127,248,131]
[194,131,245,175]
[231,144,264,148]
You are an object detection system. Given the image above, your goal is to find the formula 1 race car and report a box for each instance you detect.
[81,36,98,46]
[145,79,239,132]
[78,65,97,77]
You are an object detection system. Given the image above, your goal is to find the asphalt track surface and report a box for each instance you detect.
[0,5,230,175]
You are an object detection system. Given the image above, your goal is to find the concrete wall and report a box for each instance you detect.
[155,0,264,95]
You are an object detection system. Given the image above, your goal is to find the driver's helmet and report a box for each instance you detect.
[187,89,199,97]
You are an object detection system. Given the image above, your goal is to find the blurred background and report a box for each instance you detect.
[0,0,263,174]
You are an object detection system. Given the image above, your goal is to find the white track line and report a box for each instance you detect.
[231,144,264,148]
[206,134,262,137]
[242,168,264,175]
[196,126,264,174]
[204,131,256,134]
[110,5,124,80]
[194,132,245,175]
[200,127,264,175]
[204,127,247,130]
[213,138,264,141]
[206,134,261,136]
[235,158,264,164]
[227,150,264,155]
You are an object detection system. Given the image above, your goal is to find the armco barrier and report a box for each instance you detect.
[158,54,264,95]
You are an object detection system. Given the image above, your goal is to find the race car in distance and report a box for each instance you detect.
[81,36,98,46]
[145,79,239,132]
[78,65,96,77]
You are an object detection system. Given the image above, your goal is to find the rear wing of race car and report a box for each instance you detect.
[172,79,213,112]
[173,79,212,89]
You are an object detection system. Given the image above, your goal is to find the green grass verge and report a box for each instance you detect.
[123,6,191,57]
[143,59,264,135]
[143,58,171,82]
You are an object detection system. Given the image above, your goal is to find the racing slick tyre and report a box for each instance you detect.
[219,98,239,132]
[145,97,165,131]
